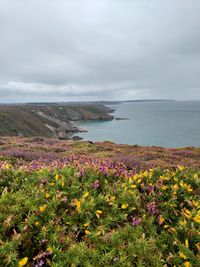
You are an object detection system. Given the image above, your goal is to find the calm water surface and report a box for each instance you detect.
[75,101,200,147]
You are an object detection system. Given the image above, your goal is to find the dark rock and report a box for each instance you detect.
[72,136,83,141]
[115,117,129,120]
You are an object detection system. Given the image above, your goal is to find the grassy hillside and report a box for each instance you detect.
[0,104,114,138]
[0,106,56,137]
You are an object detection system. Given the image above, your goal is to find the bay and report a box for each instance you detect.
[74,101,200,147]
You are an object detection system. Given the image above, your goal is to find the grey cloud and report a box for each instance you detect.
[0,0,200,102]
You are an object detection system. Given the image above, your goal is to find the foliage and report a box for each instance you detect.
[0,159,199,266]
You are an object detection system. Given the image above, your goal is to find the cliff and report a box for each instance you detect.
[0,103,114,139]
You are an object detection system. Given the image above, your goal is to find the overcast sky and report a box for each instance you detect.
[0,0,200,103]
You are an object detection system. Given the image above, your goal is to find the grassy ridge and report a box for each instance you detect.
[0,157,199,266]
[0,104,113,138]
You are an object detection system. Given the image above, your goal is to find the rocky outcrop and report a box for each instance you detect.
[37,111,76,132]
[33,104,114,139]
[37,111,87,139]
[115,117,129,120]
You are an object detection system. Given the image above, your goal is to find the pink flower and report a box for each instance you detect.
[132,217,141,226]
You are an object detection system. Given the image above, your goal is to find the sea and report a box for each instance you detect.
[74,101,200,148]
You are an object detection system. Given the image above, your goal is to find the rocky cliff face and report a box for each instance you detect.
[33,104,114,121]
[0,103,114,139]
[36,110,86,139]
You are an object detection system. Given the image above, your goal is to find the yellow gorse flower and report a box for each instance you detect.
[105,195,115,205]
[178,165,184,171]
[45,193,50,199]
[173,184,179,190]
[85,230,91,235]
[159,216,165,224]
[182,208,192,219]
[128,190,135,195]
[97,224,105,236]
[95,210,103,219]
[193,215,200,223]
[73,199,81,212]
[39,204,47,213]
[191,200,199,207]
[121,204,129,209]
[185,239,189,248]
[179,180,193,192]
[195,242,200,251]
[133,174,142,181]
[179,252,187,259]
[82,192,90,199]
[18,257,28,267]
[179,219,187,226]
[4,163,12,170]
[164,224,170,229]
[128,178,133,183]
[130,184,137,189]
[167,227,176,234]
[47,247,53,253]
[162,185,167,191]
[186,185,192,192]
[183,262,190,267]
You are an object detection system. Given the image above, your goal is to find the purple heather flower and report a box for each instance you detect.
[91,180,100,189]
[132,217,141,226]
[79,168,86,177]
[146,185,154,194]
[39,259,45,266]
[147,202,157,215]
[100,166,107,175]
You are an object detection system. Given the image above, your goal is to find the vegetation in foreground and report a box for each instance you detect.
[0,153,199,266]
[1,137,200,170]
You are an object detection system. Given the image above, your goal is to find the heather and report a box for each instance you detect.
[1,137,200,170]
[0,137,199,266]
